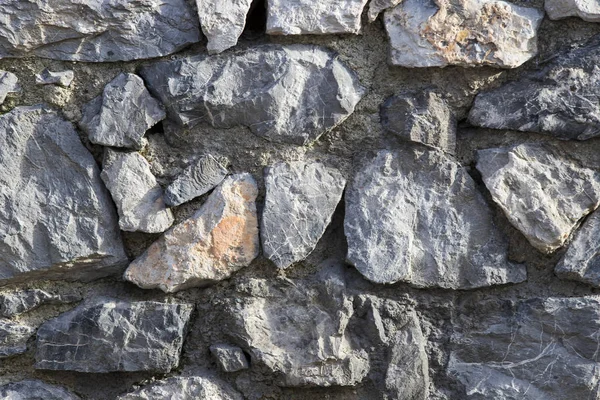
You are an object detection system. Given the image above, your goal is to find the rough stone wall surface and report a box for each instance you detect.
[1,1,600,399]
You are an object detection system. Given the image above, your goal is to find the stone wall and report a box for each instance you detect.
[1,0,600,399]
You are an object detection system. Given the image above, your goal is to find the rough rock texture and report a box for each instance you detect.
[469,34,600,140]
[0,380,80,400]
[210,344,250,372]
[101,151,174,233]
[0,319,34,358]
[545,0,600,22]
[266,0,369,35]
[0,70,19,104]
[368,0,403,22]
[0,0,200,62]
[80,73,166,149]
[35,69,74,87]
[124,174,259,293]
[345,148,525,288]
[384,0,543,67]
[35,299,193,373]
[139,45,365,145]
[116,375,243,400]
[164,155,228,207]
[0,105,127,284]
[197,0,253,54]
[380,90,456,154]
[261,161,346,269]
[476,143,600,253]
[0,289,80,317]
[448,296,600,399]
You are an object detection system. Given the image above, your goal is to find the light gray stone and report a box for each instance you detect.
[35,69,74,87]
[0,319,34,358]
[35,298,193,373]
[164,155,228,207]
[0,0,200,62]
[0,380,80,400]
[345,148,525,288]
[469,34,600,139]
[80,73,166,150]
[197,0,253,54]
[0,105,127,284]
[261,161,346,269]
[476,143,600,253]
[117,375,242,400]
[384,0,543,67]
[101,151,174,233]
[0,289,81,317]
[266,0,369,35]
[368,0,403,22]
[0,70,19,104]
[139,44,365,145]
[545,0,600,22]
[210,344,249,372]
[381,90,456,154]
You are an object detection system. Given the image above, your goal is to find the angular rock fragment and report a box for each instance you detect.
[381,90,456,154]
[469,34,600,139]
[261,161,346,269]
[101,151,174,233]
[448,296,600,399]
[476,143,600,253]
[124,174,259,293]
[80,73,166,149]
[35,69,74,87]
[164,155,228,207]
[0,70,19,104]
[197,0,253,54]
[0,106,127,284]
[345,148,525,288]
[266,0,368,35]
[0,0,200,62]
[545,0,600,22]
[210,344,249,372]
[0,380,80,400]
[140,45,365,145]
[0,289,80,317]
[368,0,403,22]
[116,374,242,400]
[384,0,543,67]
[35,299,193,373]
[0,319,34,358]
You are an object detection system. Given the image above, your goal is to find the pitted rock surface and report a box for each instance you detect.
[0,380,80,400]
[210,344,250,372]
[0,289,80,317]
[197,0,253,54]
[0,319,34,358]
[545,0,600,21]
[116,374,243,400]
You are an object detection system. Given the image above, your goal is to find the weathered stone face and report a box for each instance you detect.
[197,0,253,54]
[368,0,403,22]
[545,0,600,21]
[139,45,365,145]
[0,70,19,104]
[0,106,127,284]
[124,174,259,293]
[116,374,243,400]
[476,143,600,253]
[35,69,74,88]
[0,289,80,317]
[0,0,201,61]
[0,319,34,358]
[0,380,81,400]
[210,344,250,372]
[35,299,193,373]
[384,0,543,68]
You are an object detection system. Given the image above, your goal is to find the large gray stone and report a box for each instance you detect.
[0,0,200,62]
[80,73,166,150]
[116,374,242,400]
[35,298,193,373]
[0,319,34,358]
[0,289,80,317]
[266,0,369,35]
[545,0,600,22]
[35,69,74,88]
[448,296,600,399]
[0,70,19,104]
[197,0,253,54]
[0,105,127,284]
[261,161,346,269]
[384,0,543,67]
[345,148,525,288]
[139,45,365,145]
[476,143,600,253]
[469,34,600,139]
[210,344,249,372]
[101,151,174,233]
[0,380,80,400]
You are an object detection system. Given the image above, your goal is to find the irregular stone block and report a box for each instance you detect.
[0,289,81,317]
[381,90,456,154]
[266,0,368,35]
[210,344,249,372]
[124,174,259,293]
[0,106,127,284]
[139,45,365,145]
[0,319,34,358]
[0,380,80,400]
[80,73,166,150]
[35,69,74,87]
[469,34,600,139]
[476,143,600,253]
[345,148,525,288]
[164,155,228,207]
[116,374,242,400]
[101,151,174,233]
[0,0,200,62]
[261,161,346,269]
[35,299,193,373]
[545,0,600,22]
[197,0,253,54]
[384,0,543,67]
[368,0,403,22]
[0,70,19,104]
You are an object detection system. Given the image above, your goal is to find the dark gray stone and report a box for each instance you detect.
[35,69,74,87]
[0,289,80,317]
[0,380,80,400]
[0,319,34,358]
[0,70,19,104]
[116,374,242,400]
[0,0,200,62]
[35,298,193,373]
[139,44,365,145]
[210,344,249,372]
[0,105,128,284]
